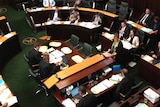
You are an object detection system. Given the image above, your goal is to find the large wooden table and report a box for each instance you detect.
[26,6,118,33]
[0,32,21,71]
[139,55,160,88]
[0,16,11,35]
[42,40,115,106]
[118,85,160,107]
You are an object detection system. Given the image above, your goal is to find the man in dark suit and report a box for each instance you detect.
[28,42,42,65]
[114,68,135,101]
[39,53,60,80]
[74,86,96,107]
[137,8,154,27]
[48,6,62,21]
[118,21,130,40]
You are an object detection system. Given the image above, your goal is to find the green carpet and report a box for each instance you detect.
[0,4,154,107]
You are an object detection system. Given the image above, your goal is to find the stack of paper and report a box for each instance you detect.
[62,98,76,107]
[142,55,154,62]
[109,74,124,84]
[121,40,132,50]
[39,45,48,53]
[71,55,84,63]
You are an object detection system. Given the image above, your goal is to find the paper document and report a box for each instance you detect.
[121,40,132,50]
[0,88,11,101]
[39,45,48,53]
[62,98,76,107]
[49,41,61,47]
[2,96,18,107]
[142,55,154,62]
[50,50,64,58]
[71,55,84,63]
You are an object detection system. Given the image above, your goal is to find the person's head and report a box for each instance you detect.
[130,29,135,38]
[145,8,150,14]
[55,6,59,12]
[42,52,49,63]
[75,0,81,5]
[121,21,126,28]
[78,85,86,96]
[113,33,119,42]
[34,42,40,51]
[154,16,159,23]
[121,68,129,77]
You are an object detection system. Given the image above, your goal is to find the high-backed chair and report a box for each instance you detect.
[118,2,129,21]
[104,0,117,14]
[82,42,93,57]
[119,81,143,100]
[28,68,49,96]
[65,34,80,49]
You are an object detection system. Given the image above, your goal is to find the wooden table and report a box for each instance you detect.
[118,86,160,107]
[26,6,118,33]
[0,75,19,107]
[0,16,11,35]
[0,32,21,71]
[139,55,160,88]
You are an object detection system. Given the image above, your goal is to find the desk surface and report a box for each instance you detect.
[27,7,118,18]
[119,86,160,107]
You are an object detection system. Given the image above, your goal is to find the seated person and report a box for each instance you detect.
[39,53,61,80]
[127,29,139,49]
[114,68,135,101]
[0,29,4,37]
[43,0,56,7]
[28,0,39,8]
[137,8,154,27]
[149,16,160,49]
[69,8,80,23]
[28,42,42,66]
[47,6,62,21]
[149,41,160,64]
[118,21,130,40]
[92,12,102,25]
[74,85,96,107]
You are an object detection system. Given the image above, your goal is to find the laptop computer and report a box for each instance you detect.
[71,87,81,99]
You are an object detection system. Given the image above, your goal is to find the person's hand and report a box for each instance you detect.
[119,30,124,34]
[74,98,80,104]
[107,49,111,53]
[47,18,50,21]
[150,51,154,54]
[152,54,157,59]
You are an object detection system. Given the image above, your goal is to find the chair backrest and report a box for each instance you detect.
[23,54,31,68]
[83,42,93,57]
[107,0,117,13]
[135,29,145,43]
[125,81,143,98]
[118,2,129,20]
[70,34,79,47]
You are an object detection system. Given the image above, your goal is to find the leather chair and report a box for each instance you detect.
[104,0,116,14]
[118,2,129,21]
[65,34,80,49]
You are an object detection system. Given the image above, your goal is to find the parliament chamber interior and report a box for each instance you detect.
[0,0,160,107]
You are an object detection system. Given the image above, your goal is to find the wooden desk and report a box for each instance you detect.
[127,20,154,35]
[26,6,118,33]
[139,55,160,88]
[46,21,100,43]
[0,75,18,107]
[118,86,160,107]
[0,16,11,35]
[0,32,21,71]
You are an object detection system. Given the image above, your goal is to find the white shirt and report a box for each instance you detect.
[140,14,149,25]
[43,0,56,7]
[127,36,139,48]
[119,26,126,39]
[52,11,58,21]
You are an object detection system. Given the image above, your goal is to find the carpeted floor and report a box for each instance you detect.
[0,3,154,107]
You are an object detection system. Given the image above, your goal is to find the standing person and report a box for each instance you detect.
[118,21,130,40]
[114,68,135,101]
[74,85,96,107]
[48,6,62,21]
[137,8,154,27]
[28,42,42,66]
[43,0,56,7]
[69,8,80,23]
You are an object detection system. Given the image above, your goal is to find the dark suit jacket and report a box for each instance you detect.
[39,60,59,80]
[29,0,39,8]
[150,21,160,32]
[76,94,96,107]
[28,48,42,65]
[138,13,154,27]
[116,74,135,95]
[118,25,130,39]
[49,10,62,20]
